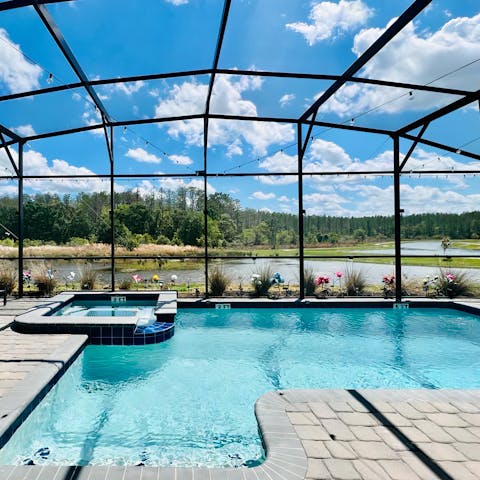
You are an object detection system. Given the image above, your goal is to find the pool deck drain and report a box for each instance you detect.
[0,299,480,479]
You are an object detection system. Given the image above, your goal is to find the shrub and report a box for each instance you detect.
[34,269,57,296]
[208,267,230,296]
[437,269,472,298]
[303,267,316,296]
[251,265,274,297]
[68,237,90,246]
[0,264,16,294]
[119,277,132,290]
[344,265,366,296]
[79,264,98,290]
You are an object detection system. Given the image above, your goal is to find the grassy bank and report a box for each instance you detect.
[1,239,480,269]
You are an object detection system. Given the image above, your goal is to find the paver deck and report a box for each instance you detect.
[0,298,480,479]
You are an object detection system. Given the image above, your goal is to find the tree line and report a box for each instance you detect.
[0,189,479,248]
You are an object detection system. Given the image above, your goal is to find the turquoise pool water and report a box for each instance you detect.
[1,307,480,467]
[53,299,156,317]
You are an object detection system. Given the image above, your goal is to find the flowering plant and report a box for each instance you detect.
[316,275,330,286]
[335,271,343,278]
[445,272,456,282]
[382,273,395,298]
[382,274,395,285]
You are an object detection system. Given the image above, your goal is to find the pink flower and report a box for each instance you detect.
[131,274,142,283]
[445,273,456,282]
[335,271,343,278]
[316,275,330,286]
[382,274,395,285]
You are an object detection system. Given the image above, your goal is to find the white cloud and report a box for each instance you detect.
[319,13,480,116]
[165,0,188,4]
[280,93,295,107]
[113,81,145,96]
[13,124,36,137]
[304,191,351,216]
[126,148,162,164]
[252,191,276,200]
[2,148,117,194]
[156,177,215,195]
[169,154,193,166]
[256,151,298,185]
[257,175,297,186]
[154,75,295,155]
[286,0,373,45]
[305,138,354,170]
[0,28,42,93]
[81,101,104,136]
[259,150,297,173]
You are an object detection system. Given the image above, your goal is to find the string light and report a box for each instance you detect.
[46,73,53,85]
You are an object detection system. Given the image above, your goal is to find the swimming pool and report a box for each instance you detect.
[1,307,480,467]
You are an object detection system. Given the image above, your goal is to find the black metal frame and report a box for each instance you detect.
[1,0,480,300]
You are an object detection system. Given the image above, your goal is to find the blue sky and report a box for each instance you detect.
[0,0,479,217]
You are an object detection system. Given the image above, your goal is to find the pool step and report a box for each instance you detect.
[154,291,177,323]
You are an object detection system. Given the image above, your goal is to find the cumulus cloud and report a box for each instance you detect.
[1,148,116,194]
[347,183,480,216]
[169,154,193,166]
[0,28,42,93]
[280,93,295,107]
[154,75,295,155]
[126,148,162,164]
[259,150,297,173]
[286,0,373,45]
[300,140,480,216]
[256,151,298,185]
[113,81,145,96]
[13,124,36,137]
[304,191,351,216]
[252,191,276,200]
[319,13,480,116]
[155,177,215,195]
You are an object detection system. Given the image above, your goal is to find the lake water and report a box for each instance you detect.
[21,241,480,287]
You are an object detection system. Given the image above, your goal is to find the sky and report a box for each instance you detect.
[0,0,479,218]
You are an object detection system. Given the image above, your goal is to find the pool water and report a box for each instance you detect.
[2,307,480,467]
[53,299,156,317]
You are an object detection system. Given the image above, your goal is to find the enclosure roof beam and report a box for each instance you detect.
[205,0,231,116]
[397,89,480,134]
[2,68,470,104]
[299,0,432,123]
[2,112,394,146]
[211,114,394,136]
[33,1,113,124]
[0,0,71,12]
[0,124,21,142]
[400,132,480,162]
[399,122,429,171]
[0,133,19,176]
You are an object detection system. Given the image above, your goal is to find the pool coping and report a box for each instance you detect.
[11,291,177,345]
[2,298,480,479]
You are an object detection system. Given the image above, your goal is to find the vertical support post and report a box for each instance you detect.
[203,117,209,297]
[393,135,402,302]
[18,142,24,298]
[297,123,305,299]
[109,127,115,291]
